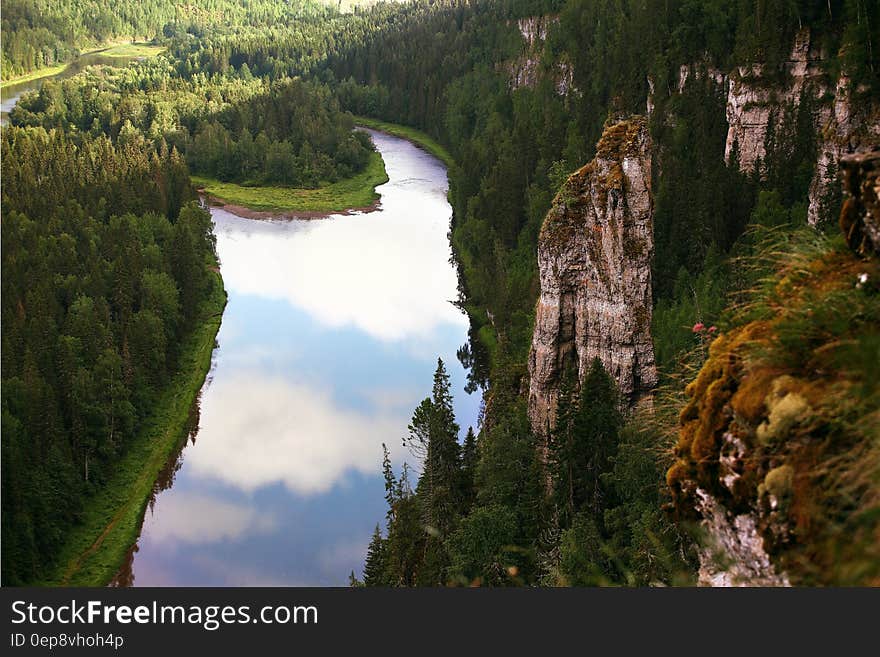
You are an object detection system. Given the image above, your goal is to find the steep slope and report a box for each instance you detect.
[722,28,880,226]
[528,117,657,436]
[667,148,880,586]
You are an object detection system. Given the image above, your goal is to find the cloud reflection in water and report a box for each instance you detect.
[128,130,478,585]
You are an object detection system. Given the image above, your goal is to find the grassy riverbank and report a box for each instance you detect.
[100,43,166,58]
[36,270,226,586]
[353,116,454,168]
[193,150,388,214]
[1,42,164,89]
[1,64,68,89]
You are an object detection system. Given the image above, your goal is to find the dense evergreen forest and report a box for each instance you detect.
[0,0,334,79]
[1,127,217,583]
[2,0,878,585]
[10,69,374,188]
[325,0,878,585]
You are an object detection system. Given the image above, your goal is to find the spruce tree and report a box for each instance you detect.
[363,524,387,586]
[550,358,621,526]
[549,361,579,527]
[460,426,478,513]
[574,359,622,519]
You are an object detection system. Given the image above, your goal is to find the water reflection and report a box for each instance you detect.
[1,51,151,124]
[125,130,479,586]
[190,372,403,495]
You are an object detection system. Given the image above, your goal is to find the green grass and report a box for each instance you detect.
[193,150,388,213]
[100,43,166,58]
[36,271,227,586]
[1,43,164,89]
[353,116,454,169]
[1,64,68,89]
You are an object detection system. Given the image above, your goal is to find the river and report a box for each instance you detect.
[111,129,479,586]
[1,50,149,124]
[2,69,477,584]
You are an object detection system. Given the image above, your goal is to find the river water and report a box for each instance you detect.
[1,51,147,123]
[114,129,479,585]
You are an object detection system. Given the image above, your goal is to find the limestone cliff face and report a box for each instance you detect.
[528,117,657,435]
[507,16,573,95]
[721,28,880,226]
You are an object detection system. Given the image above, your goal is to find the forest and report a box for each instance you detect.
[2,0,878,586]
[0,0,335,79]
[328,0,878,585]
[9,69,375,188]
[1,127,217,583]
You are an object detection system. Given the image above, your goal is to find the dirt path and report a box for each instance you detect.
[59,457,157,585]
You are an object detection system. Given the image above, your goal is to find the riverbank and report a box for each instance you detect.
[1,42,164,89]
[194,150,388,218]
[36,270,227,586]
[1,64,68,89]
[353,116,454,168]
[99,43,166,58]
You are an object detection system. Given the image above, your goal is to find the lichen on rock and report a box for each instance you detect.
[528,116,657,436]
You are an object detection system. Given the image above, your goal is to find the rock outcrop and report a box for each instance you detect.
[528,116,657,435]
[507,16,573,95]
[667,148,880,586]
[840,147,880,256]
[721,28,880,226]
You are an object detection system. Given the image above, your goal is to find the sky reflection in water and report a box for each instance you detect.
[126,130,478,586]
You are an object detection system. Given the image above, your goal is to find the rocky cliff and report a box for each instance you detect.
[528,117,657,436]
[507,15,572,95]
[721,28,880,226]
[667,147,880,586]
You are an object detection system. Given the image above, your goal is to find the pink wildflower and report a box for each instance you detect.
[708,326,717,334]
[692,322,705,333]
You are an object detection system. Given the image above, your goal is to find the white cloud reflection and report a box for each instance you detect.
[188,372,408,495]
[211,134,466,343]
[145,493,277,545]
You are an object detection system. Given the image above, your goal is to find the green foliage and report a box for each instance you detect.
[447,505,521,586]
[550,359,621,526]
[544,359,695,586]
[11,72,374,195]
[367,358,544,587]
[404,360,461,585]
[1,125,217,584]
[653,247,729,374]
[362,525,388,587]
[192,149,388,213]
[557,513,608,586]
[5,0,875,588]
[0,0,334,79]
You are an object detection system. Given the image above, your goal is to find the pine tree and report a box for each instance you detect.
[574,359,622,519]
[460,426,478,512]
[363,524,387,586]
